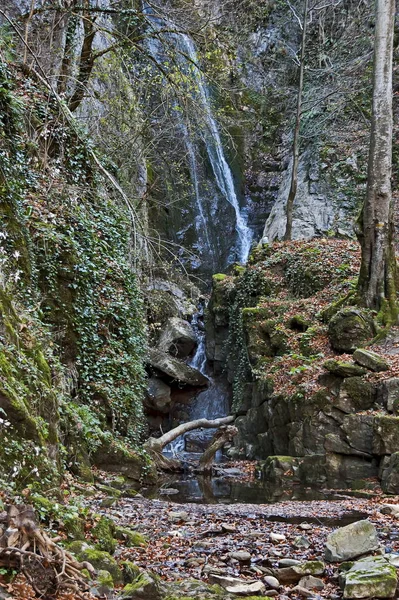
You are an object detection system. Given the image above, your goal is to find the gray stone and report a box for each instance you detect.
[145,377,172,413]
[264,575,280,589]
[343,556,396,598]
[290,585,315,597]
[148,349,208,387]
[298,575,325,591]
[325,520,379,562]
[279,559,301,567]
[294,535,311,549]
[225,581,266,595]
[229,551,251,563]
[276,561,325,584]
[379,504,399,517]
[157,317,197,358]
[353,349,389,372]
[328,309,375,353]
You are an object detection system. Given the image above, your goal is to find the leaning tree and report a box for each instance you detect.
[357,0,397,323]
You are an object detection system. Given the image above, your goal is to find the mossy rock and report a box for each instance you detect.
[64,514,85,541]
[92,516,117,554]
[120,572,161,600]
[121,561,141,584]
[328,308,376,353]
[353,348,389,372]
[288,314,310,332]
[115,526,147,547]
[323,359,367,378]
[78,548,122,584]
[212,273,227,283]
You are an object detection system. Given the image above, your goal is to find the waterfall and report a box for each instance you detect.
[144,7,253,263]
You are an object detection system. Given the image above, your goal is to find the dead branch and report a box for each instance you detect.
[145,416,235,452]
[197,425,238,473]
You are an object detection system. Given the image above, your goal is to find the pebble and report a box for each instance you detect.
[299,523,313,531]
[299,575,325,591]
[221,523,237,533]
[264,575,280,589]
[279,558,301,567]
[270,532,286,542]
[229,551,251,563]
[294,535,311,549]
[267,590,279,597]
[168,511,189,522]
[290,584,315,597]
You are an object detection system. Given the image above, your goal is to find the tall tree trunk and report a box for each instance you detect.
[284,0,309,241]
[357,0,397,323]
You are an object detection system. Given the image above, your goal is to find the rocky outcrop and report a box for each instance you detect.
[328,309,376,353]
[145,378,172,413]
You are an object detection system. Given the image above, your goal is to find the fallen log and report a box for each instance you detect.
[0,504,94,598]
[144,416,235,471]
[197,425,238,473]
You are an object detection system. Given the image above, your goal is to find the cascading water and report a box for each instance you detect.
[144,7,253,264]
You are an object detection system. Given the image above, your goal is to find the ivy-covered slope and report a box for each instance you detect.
[0,58,153,490]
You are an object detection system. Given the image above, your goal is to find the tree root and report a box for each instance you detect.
[0,504,95,598]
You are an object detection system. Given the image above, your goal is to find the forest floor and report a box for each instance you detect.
[1,470,399,600]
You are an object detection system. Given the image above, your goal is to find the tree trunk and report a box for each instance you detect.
[145,416,235,453]
[357,0,397,323]
[284,0,309,241]
[197,425,238,473]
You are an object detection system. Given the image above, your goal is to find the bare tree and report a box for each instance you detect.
[357,0,397,323]
[284,0,309,240]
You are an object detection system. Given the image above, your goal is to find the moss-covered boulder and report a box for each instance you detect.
[64,514,86,541]
[353,348,389,372]
[78,548,122,584]
[92,438,157,483]
[343,556,397,598]
[120,572,161,600]
[92,516,117,554]
[328,308,375,353]
[323,359,367,378]
[115,526,147,547]
[121,561,141,584]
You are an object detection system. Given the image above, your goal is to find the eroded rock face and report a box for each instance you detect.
[157,317,197,358]
[328,308,376,353]
[325,520,379,562]
[343,556,397,599]
[381,452,399,494]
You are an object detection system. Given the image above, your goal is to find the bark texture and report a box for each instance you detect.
[357,0,397,321]
[284,0,309,240]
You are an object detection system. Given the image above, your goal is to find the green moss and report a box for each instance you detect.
[97,569,114,589]
[115,526,147,547]
[92,516,117,554]
[120,561,141,584]
[78,548,122,584]
[64,514,86,541]
[213,273,227,283]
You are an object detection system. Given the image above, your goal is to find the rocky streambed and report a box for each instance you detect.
[62,491,399,600]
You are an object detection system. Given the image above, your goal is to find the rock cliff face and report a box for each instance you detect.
[206,240,399,492]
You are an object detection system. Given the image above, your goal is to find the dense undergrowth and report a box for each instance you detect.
[0,57,148,490]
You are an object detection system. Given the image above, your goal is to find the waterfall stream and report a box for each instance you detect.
[144,7,252,264]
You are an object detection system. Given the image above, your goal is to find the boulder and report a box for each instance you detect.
[325,520,379,562]
[225,581,266,595]
[343,556,396,598]
[145,378,172,413]
[120,572,161,600]
[353,349,389,372]
[299,575,324,590]
[323,359,367,378]
[328,308,375,353]
[379,504,399,517]
[148,349,208,387]
[157,317,197,358]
